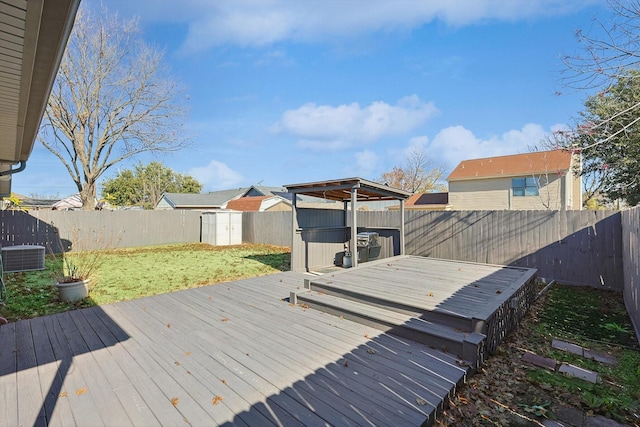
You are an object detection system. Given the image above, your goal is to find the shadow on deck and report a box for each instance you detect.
[296,255,538,368]
[0,256,536,426]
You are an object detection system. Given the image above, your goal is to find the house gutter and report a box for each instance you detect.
[0,161,27,177]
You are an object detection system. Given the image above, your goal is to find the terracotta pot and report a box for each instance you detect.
[56,278,90,302]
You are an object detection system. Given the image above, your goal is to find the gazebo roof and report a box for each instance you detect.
[284,177,411,202]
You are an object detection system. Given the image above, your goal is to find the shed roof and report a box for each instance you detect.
[225,195,288,212]
[448,149,574,181]
[285,177,412,202]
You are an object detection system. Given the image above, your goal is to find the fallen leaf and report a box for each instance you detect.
[171,397,179,407]
[59,391,67,397]
[496,290,502,294]
[427,292,435,297]
[174,361,181,366]
[339,315,344,320]
[76,387,88,395]
[221,317,229,322]
[212,396,224,406]
[186,371,191,375]
[367,349,376,354]
[288,303,295,307]
[208,296,212,300]
[141,306,147,311]
[221,379,227,385]
[300,303,309,309]
[184,351,191,356]
[166,323,171,329]
[343,359,349,367]
[416,398,428,406]
[364,334,371,339]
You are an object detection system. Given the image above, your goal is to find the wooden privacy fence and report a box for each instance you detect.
[245,209,624,290]
[0,210,201,252]
[621,207,640,342]
[399,210,622,289]
[0,208,626,290]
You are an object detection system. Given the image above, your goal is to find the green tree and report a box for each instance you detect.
[571,70,640,206]
[38,6,188,210]
[102,162,202,209]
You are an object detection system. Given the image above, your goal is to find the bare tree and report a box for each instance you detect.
[38,6,188,210]
[562,0,640,150]
[379,147,447,193]
[529,130,608,207]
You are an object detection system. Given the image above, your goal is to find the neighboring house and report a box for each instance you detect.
[447,150,582,210]
[21,196,61,210]
[156,185,287,210]
[225,196,290,212]
[157,185,343,211]
[387,192,452,211]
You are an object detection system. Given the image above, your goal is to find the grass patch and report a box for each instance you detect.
[539,285,638,347]
[531,285,640,422]
[0,243,290,322]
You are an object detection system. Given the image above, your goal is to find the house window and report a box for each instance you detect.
[512,177,539,196]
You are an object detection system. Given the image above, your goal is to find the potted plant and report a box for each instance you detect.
[51,247,103,303]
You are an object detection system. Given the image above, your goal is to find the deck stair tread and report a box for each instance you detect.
[300,291,478,339]
[297,290,484,365]
[306,277,476,331]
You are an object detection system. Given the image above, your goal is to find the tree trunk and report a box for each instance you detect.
[80,184,97,210]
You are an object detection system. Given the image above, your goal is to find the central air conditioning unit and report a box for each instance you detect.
[1,245,46,272]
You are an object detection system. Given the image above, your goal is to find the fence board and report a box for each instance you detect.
[621,207,640,342]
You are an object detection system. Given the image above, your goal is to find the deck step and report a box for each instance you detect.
[297,291,485,367]
[307,278,480,333]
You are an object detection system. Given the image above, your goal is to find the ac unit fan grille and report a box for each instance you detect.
[1,245,46,273]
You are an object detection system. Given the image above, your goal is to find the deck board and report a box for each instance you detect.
[3,268,484,426]
[0,322,19,427]
[310,256,536,319]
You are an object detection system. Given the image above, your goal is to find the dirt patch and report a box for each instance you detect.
[436,284,640,426]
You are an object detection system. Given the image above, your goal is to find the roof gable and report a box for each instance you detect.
[448,150,574,181]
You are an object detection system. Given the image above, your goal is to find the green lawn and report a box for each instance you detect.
[0,243,290,322]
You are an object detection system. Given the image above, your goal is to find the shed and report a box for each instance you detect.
[201,210,242,246]
[285,177,411,272]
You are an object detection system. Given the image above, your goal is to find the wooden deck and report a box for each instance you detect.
[0,270,472,427]
[298,256,538,363]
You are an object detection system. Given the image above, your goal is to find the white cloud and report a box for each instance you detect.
[98,0,596,52]
[429,123,550,168]
[353,150,380,178]
[188,160,243,191]
[274,95,438,150]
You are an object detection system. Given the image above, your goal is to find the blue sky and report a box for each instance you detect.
[17,0,607,197]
